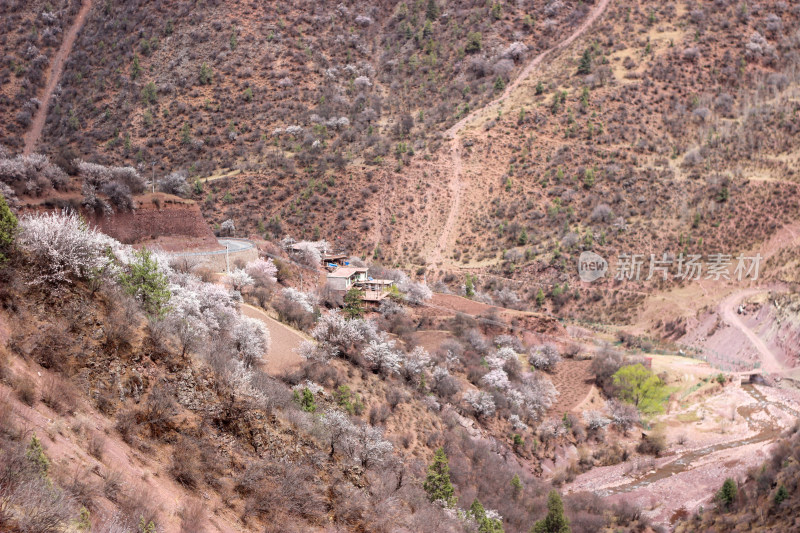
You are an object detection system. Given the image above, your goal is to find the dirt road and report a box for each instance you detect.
[23,0,93,155]
[241,303,306,374]
[718,289,785,373]
[427,0,612,266]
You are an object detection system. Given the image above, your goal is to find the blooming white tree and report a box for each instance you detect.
[311,311,368,357]
[495,346,519,362]
[508,414,528,431]
[226,268,254,292]
[513,372,559,422]
[245,258,277,286]
[362,339,402,375]
[583,410,611,431]
[538,418,566,441]
[18,211,115,285]
[290,240,329,267]
[0,153,68,191]
[282,287,315,313]
[165,285,209,356]
[297,339,329,363]
[609,400,639,433]
[232,316,270,368]
[400,346,430,383]
[227,360,267,403]
[463,390,496,418]
[169,278,237,336]
[494,334,524,352]
[493,287,520,308]
[352,423,393,468]
[400,281,432,305]
[291,380,324,395]
[321,410,356,458]
[158,170,189,196]
[220,219,235,236]
[378,298,404,317]
[481,368,510,390]
[529,344,561,371]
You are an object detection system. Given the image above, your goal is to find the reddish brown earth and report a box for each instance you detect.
[546,359,594,416]
[88,194,217,246]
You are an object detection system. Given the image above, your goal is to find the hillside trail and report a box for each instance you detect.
[22,0,93,156]
[706,221,799,374]
[718,289,785,374]
[426,0,612,267]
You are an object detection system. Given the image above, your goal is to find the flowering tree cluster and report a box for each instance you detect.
[528,344,562,372]
[463,390,496,418]
[300,311,377,363]
[609,400,639,433]
[18,210,116,285]
[583,410,611,431]
[538,418,567,442]
[283,238,330,267]
[511,372,559,422]
[77,160,145,213]
[400,346,431,384]
[281,287,315,314]
[0,154,68,196]
[320,410,393,467]
[225,268,254,292]
[158,170,190,197]
[398,280,433,305]
[480,362,511,390]
[220,219,235,236]
[245,258,277,287]
[494,334,524,353]
[77,161,144,192]
[362,339,403,375]
[233,316,270,368]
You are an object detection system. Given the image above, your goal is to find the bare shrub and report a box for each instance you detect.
[87,432,105,460]
[117,483,161,529]
[158,170,190,197]
[179,498,207,533]
[41,374,78,415]
[169,439,201,489]
[590,346,624,394]
[242,462,326,522]
[16,376,37,406]
[102,470,123,502]
[140,385,177,439]
[369,403,391,426]
[637,431,666,456]
[101,181,134,211]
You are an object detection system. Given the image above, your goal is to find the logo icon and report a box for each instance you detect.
[578,252,607,282]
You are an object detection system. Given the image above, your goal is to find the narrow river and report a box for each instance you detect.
[598,384,792,496]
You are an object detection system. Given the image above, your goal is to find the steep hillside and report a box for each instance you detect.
[0,0,82,152]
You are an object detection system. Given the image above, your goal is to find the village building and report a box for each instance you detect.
[326,267,395,302]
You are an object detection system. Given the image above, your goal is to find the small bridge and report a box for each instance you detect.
[735,370,766,385]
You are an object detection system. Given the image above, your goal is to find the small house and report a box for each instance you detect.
[326,267,369,291]
[322,253,349,270]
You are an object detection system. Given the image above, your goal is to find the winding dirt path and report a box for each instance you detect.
[22,0,93,155]
[718,289,785,374]
[241,303,306,374]
[426,0,612,266]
